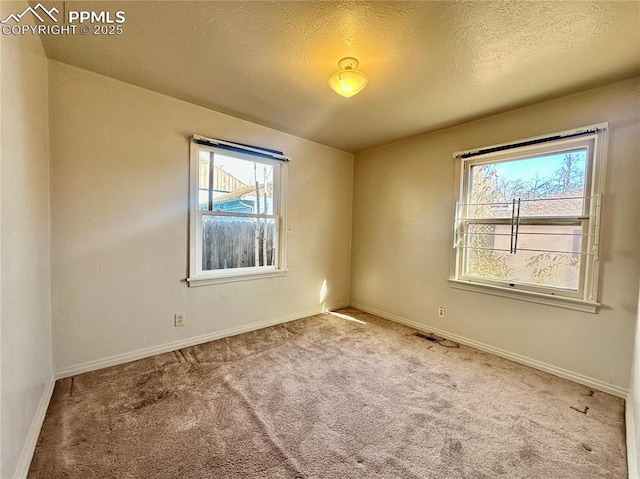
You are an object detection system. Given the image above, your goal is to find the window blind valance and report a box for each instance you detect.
[192,135,290,162]
[453,123,607,159]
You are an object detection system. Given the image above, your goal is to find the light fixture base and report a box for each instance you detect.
[337,57,359,70]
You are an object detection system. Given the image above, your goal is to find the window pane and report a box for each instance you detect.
[202,216,276,270]
[464,223,511,252]
[468,149,588,219]
[198,149,275,214]
[464,224,583,290]
[463,223,512,281]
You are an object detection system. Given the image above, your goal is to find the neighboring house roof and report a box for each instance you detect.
[214,183,273,203]
[519,189,585,217]
[478,189,586,219]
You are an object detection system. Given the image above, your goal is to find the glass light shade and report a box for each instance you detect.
[328,68,368,98]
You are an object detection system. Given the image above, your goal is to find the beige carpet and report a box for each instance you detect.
[29,308,627,478]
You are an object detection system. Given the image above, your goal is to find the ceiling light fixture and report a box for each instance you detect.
[328,57,368,98]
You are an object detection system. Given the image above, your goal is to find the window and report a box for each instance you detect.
[188,136,288,286]
[450,124,607,312]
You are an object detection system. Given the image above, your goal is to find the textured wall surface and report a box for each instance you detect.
[351,77,640,392]
[0,1,53,476]
[48,61,353,372]
[38,1,640,152]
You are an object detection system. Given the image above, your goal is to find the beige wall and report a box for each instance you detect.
[0,3,53,477]
[48,61,353,373]
[351,78,640,392]
[630,276,640,477]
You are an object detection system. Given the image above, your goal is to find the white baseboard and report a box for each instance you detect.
[13,373,55,479]
[628,393,639,479]
[350,302,628,398]
[55,302,349,379]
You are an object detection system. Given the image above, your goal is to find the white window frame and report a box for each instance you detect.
[449,124,608,313]
[187,139,288,286]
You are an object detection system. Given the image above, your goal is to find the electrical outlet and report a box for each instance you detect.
[437,307,445,318]
[174,313,185,327]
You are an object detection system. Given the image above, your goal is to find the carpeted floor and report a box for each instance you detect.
[28,308,627,478]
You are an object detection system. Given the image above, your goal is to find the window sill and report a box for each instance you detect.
[447,279,599,313]
[188,269,287,287]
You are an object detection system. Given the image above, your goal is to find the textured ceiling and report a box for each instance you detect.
[38,1,640,152]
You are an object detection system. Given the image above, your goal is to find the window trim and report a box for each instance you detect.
[187,139,288,287]
[447,279,600,313]
[450,124,608,312]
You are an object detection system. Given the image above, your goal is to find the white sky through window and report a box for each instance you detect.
[199,151,274,187]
